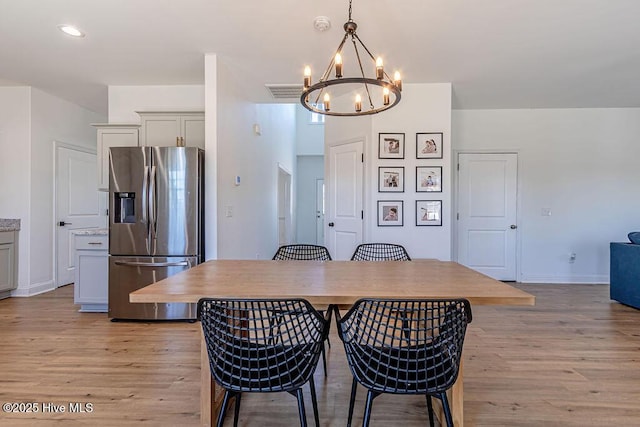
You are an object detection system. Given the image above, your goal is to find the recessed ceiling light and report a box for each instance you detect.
[58,24,85,38]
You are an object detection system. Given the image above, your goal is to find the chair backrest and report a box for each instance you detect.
[334,298,472,394]
[272,244,332,261]
[350,243,411,261]
[198,298,329,393]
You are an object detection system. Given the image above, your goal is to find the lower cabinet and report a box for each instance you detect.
[0,231,18,299]
[74,234,108,312]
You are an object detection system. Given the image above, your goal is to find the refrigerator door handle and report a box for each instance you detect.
[114,260,192,268]
[149,165,157,254]
[142,165,150,254]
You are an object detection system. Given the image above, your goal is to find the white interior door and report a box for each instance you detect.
[457,153,518,280]
[55,143,104,287]
[315,179,325,245]
[326,140,363,260]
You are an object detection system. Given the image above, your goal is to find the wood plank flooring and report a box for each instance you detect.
[0,283,639,426]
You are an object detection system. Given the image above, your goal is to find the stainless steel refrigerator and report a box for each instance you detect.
[108,146,204,320]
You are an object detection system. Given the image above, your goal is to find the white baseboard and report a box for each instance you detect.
[11,280,56,297]
[520,274,609,284]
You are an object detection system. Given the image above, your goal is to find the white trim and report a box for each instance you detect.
[11,280,56,297]
[520,275,608,285]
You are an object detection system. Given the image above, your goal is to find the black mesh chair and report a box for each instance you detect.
[198,298,331,427]
[350,243,411,261]
[272,244,332,261]
[334,298,472,427]
[272,244,333,376]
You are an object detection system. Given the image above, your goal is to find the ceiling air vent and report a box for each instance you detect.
[265,84,303,100]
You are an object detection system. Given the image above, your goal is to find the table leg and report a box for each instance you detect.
[435,358,464,426]
[200,331,225,426]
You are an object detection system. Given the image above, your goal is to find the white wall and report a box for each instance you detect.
[0,87,105,296]
[211,56,297,260]
[453,108,640,283]
[0,87,31,290]
[295,104,324,156]
[295,156,324,244]
[27,89,104,294]
[324,83,452,260]
[108,85,205,123]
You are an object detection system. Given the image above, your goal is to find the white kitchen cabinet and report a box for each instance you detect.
[74,233,108,312]
[0,231,18,299]
[93,124,140,191]
[137,111,205,149]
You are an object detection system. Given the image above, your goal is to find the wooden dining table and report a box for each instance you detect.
[130,259,535,427]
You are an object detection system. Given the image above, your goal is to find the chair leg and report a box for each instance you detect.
[216,390,232,427]
[347,377,357,427]
[362,390,379,427]
[320,341,327,377]
[309,376,320,427]
[426,395,435,427]
[295,388,308,427]
[439,392,454,427]
[233,393,242,427]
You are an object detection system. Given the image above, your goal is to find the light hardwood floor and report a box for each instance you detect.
[1,283,639,426]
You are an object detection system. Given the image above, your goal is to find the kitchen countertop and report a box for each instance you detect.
[74,228,109,236]
[0,219,20,232]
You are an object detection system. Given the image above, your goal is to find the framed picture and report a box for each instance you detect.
[378,167,404,192]
[416,132,443,159]
[378,133,405,159]
[416,166,442,192]
[416,200,442,226]
[378,200,404,226]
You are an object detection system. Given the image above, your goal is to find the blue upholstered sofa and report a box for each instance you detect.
[610,238,640,309]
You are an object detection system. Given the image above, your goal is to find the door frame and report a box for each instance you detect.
[452,149,522,281]
[53,141,98,287]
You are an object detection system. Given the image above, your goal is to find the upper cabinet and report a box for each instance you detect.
[93,124,140,191]
[137,111,205,150]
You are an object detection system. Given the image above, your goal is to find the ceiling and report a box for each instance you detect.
[1,0,640,116]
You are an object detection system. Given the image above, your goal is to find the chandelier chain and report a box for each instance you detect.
[348,0,353,21]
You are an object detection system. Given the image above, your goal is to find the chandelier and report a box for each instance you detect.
[300,0,402,117]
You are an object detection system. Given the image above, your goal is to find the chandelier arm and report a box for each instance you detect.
[351,37,375,110]
[353,33,396,82]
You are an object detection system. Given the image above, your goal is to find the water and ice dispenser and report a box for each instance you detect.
[114,192,136,223]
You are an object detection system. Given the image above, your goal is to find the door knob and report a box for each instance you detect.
[510,224,517,229]
[328,222,335,227]
[59,221,72,226]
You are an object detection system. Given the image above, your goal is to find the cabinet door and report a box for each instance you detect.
[97,128,139,191]
[181,115,205,149]
[140,116,181,147]
[0,243,14,293]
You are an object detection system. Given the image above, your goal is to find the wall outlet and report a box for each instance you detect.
[225,206,233,217]
[569,252,576,263]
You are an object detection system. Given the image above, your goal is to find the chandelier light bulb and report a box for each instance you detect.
[376,57,384,80]
[323,93,331,111]
[394,71,402,91]
[355,94,362,112]
[383,87,390,105]
[303,66,312,89]
[335,53,343,78]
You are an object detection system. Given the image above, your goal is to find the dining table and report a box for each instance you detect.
[130,259,535,427]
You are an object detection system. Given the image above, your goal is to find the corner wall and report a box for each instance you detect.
[209,56,297,260]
